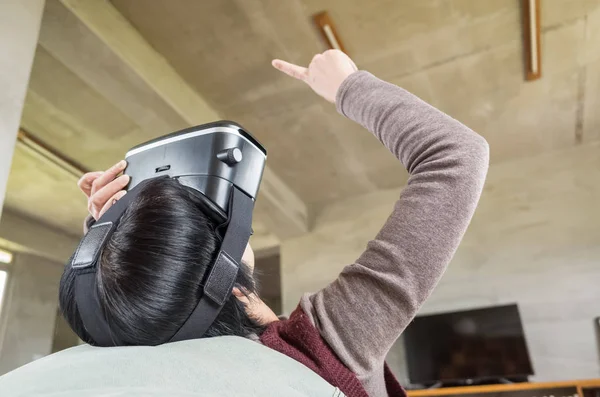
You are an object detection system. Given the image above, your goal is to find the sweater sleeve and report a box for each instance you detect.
[300,71,489,390]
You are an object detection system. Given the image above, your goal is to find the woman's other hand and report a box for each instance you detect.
[77,160,129,220]
[272,49,358,104]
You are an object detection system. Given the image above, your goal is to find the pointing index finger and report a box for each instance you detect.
[272,59,308,82]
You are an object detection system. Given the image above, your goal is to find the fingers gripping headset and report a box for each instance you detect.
[67,121,266,346]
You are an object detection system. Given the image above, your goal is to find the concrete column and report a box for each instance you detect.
[0,0,45,220]
[0,252,63,374]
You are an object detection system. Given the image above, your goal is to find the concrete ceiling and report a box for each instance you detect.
[111,0,406,205]
[110,0,600,194]
[5,0,600,245]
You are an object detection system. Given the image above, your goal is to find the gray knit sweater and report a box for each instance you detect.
[300,71,490,396]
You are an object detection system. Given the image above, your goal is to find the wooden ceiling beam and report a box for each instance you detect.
[42,0,308,240]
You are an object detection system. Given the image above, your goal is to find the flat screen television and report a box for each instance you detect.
[403,304,534,385]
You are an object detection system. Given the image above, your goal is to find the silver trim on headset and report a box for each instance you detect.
[125,126,267,158]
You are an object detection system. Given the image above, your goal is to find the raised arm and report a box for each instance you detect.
[274,51,489,385]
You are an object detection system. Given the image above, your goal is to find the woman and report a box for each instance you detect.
[60,50,489,396]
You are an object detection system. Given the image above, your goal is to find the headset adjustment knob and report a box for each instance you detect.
[217,148,243,165]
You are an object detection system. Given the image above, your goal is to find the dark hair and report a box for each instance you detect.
[59,178,264,346]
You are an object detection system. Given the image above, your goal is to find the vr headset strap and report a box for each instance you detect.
[75,271,118,346]
[72,179,253,346]
[72,179,153,347]
[168,186,253,342]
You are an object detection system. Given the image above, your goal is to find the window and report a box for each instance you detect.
[0,249,12,314]
[0,270,6,311]
[0,249,11,264]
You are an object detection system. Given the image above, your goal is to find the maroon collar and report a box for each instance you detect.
[260,305,406,397]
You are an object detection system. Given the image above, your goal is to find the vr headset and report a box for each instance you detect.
[67,121,266,346]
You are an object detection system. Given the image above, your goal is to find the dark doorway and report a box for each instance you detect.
[255,251,282,315]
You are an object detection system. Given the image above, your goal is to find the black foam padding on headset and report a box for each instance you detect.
[181,183,228,225]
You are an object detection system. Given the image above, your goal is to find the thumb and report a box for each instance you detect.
[272,59,308,82]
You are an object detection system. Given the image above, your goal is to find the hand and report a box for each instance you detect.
[232,288,279,326]
[77,160,130,220]
[272,49,358,103]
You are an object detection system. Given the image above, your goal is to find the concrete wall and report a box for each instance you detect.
[51,308,80,353]
[0,210,80,374]
[0,252,63,375]
[280,142,600,383]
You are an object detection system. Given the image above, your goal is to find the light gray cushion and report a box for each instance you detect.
[0,336,344,397]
